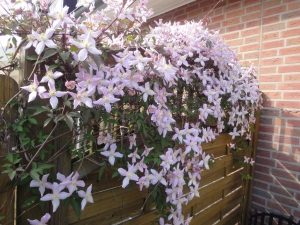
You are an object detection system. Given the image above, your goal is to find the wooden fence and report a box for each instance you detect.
[67,134,255,225]
[0,74,257,225]
[0,75,19,225]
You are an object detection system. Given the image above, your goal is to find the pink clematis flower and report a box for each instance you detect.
[40,182,70,212]
[118,164,139,188]
[199,153,211,170]
[140,82,155,102]
[69,89,93,109]
[48,6,73,28]
[28,213,51,225]
[40,82,67,109]
[70,35,101,61]
[93,90,119,113]
[77,184,94,210]
[40,66,63,85]
[61,172,85,194]
[30,174,52,196]
[33,28,57,55]
[21,74,46,102]
[100,143,123,165]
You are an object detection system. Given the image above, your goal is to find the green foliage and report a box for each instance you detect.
[29,162,54,180]
[2,153,22,180]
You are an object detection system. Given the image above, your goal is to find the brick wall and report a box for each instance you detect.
[154,0,300,221]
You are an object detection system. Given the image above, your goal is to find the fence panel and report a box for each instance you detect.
[68,134,254,225]
[0,75,19,225]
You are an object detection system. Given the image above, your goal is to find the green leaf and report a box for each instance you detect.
[8,170,16,180]
[28,117,38,125]
[98,165,106,181]
[40,49,58,61]
[59,51,70,63]
[71,197,81,218]
[64,114,74,130]
[30,170,39,180]
[26,55,38,61]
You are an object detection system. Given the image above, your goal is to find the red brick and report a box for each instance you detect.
[223,17,241,26]
[281,10,300,20]
[280,127,300,137]
[255,157,275,167]
[275,178,300,191]
[286,37,300,46]
[246,20,260,28]
[285,56,300,64]
[282,29,300,38]
[263,5,287,17]
[244,35,260,44]
[263,32,280,41]
[269,185,294,198]
[256,149,272,157]
[261,49,278,58]
[257,140,277,150]
[263,0,281,9]
[273,152,300,163]
[279,66,300,73]
[262,40,284,49]
[254,164,270,174]
[276,101,300,109]
[211,15,225,23]
[283,74,300,82]
[261,108,281,116]
[263,15,280,25]
[246,4,261,13]
[254,171,274,183]
[259,125,278,134]
[259,83,276,90]
[273,194,299,208]
[226,38,244,47]
[287,1,300,11]
[259,66,277,74]
[267,201,292,214]
[283,92,300,100]
[244,51,259,59]
[286,119,300,127]
[240,43,260,52]
[242,12,261,22]
[262,57,283,65]
[263,23,285,33]
[226,23,244,32]
[244,0,258,6]
[242,27,260,36]
[258,133,273,141]
[252,195,266,206]
[253,180,269,190]
[226,9,244,18]
[263,91,281,99]
[287,18,300,28]
[280,47,300,55]
[222,32,240,40]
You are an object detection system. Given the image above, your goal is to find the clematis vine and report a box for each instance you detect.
[2,0,262,224]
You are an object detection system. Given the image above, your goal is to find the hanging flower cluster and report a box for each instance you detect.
[1,0,262,224]
[30,172,93,212]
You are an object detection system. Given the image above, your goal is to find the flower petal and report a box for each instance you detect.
[78,49,88,61]
[50,96,58,109]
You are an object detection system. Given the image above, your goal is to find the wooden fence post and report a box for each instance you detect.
[0,75,19,225]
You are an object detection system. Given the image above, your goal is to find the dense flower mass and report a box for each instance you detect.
[1,0,262,224]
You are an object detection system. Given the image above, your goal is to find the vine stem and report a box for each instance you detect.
[24,123,58,172]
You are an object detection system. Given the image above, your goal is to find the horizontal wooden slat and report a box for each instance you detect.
[67,133,249,225]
